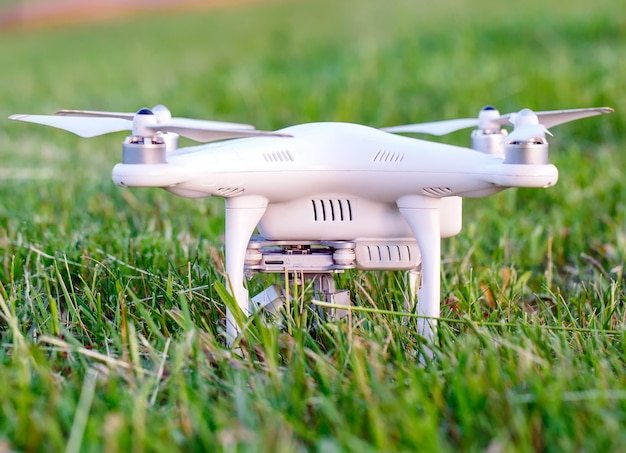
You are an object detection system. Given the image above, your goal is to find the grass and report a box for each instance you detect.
[0,0,625,451]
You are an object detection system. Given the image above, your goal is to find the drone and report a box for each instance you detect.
[9,104,613,343]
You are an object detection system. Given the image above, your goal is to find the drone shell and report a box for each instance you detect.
[113,122,558,200]
[112,122,557,241]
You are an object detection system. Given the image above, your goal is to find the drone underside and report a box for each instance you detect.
[244,235,422,322]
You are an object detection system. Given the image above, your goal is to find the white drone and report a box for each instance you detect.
[10,104,613,342]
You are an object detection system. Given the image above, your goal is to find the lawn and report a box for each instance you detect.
[0,0,625,451]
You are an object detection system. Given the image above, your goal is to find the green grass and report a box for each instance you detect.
[0,0,625,451]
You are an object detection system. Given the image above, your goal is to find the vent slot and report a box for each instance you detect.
[373,149,404,162]
[365,244,412,264]
[422,187,452,197]
[216,187,245,197]
[355,240,420,270]
[311,199,353,222]
[263,150,294,162]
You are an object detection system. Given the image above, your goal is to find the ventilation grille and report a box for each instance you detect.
[215,187,245,197]
[311,199,353,222]
[373,149,404,163]
[363,244,413,264]
[264,150,294,162]
[354,240,420,270]
[422,187,452,197]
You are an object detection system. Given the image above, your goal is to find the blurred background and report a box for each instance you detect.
[0,0,252,29]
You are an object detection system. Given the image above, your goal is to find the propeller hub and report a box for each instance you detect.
[478,105,502,130]
[132,108,158,137]
[511,108,540,126]
[152,104,172,123]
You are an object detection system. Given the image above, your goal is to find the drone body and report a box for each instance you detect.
[10,105,613,342]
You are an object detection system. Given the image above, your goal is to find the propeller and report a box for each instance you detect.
[382,106,614,136]
[9,105,290,142]
[504,108,553,143]
[55,104,255,130]
[8,114,132,138]
[381,117,480,136]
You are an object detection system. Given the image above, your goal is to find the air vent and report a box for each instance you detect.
[215,187,245,197]
[364,244,412,264]
[422,187,452,197]
[354,240,420,270]
[311,199,353,222]
[264,150,294,162]
[373,149,404,162]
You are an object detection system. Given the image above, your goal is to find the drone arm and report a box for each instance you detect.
[224,196,268,343]
[397,196,441,341]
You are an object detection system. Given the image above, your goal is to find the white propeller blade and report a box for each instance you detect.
[505,123,552,143]
[9,114,132,137]
[383,106,613,136]
[9,112,290,142]
[508,107,614,129]
[156,117,257,132]
[382,118,479,136]
[56,109,136,120]
[148,123,291,142]
[56,104,256,130]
